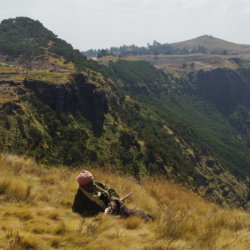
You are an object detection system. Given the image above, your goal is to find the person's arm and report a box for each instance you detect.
[107,187,120,201]
[95,182,120,200]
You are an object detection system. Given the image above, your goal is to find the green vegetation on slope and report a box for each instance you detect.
[0,17,101,72]
[0,74,195,183]
[109,59,250,179]
[110,60,163,84]
[144,95,250,177]
[106,60,173,98]
[0,17,54,57]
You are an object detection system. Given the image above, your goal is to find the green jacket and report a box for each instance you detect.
[72,181,120,216]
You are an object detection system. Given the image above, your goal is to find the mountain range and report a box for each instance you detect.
[84,34,250,58]
[0,17,249,210]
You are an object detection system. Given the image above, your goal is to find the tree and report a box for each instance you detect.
[97,49,109,58]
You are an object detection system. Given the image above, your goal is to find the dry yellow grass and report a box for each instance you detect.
[97,56,138,65]
[26,70,72,84]
[0,93,19,104]
[0,65,21,74]
[0,153,250,249]
[0,65,26,82]
[47,55,75,71]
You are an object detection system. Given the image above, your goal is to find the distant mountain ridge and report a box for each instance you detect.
[84,35,250,58]
[170,35,250,54]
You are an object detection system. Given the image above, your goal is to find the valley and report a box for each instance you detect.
[0,16,250,249]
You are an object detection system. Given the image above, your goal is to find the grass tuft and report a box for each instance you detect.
[124,216,142,230]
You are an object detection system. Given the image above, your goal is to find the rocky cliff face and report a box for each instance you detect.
[23,73,123,136]
[187,68,250,150]
[190,68,250,115]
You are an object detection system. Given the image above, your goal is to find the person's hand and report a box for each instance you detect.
[107,200,121,215]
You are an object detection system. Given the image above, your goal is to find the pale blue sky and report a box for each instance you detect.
[1,0,250,50]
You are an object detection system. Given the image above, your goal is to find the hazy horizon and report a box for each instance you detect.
[1,0,250,51]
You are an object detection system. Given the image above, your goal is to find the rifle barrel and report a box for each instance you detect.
[120,192,133,202]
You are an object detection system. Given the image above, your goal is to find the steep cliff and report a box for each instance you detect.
[190,68,250,115]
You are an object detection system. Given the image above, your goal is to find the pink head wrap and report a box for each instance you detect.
[76,170,94,186]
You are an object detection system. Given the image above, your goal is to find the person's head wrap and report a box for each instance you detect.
[76,170,94,186]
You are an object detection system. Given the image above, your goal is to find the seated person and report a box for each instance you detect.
[72,170,120,217]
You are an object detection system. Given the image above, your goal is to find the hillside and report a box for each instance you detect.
[171,35,250,54]
[0,153,250,250]
[0,17,249,211]
[0,17,100,72]
[106,60,250,207]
